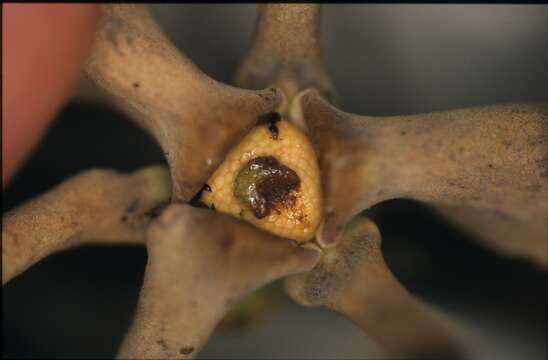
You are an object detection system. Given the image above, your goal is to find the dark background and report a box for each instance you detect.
[3,5,547,359]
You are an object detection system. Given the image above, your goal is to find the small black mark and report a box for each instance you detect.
[126,199,140,213]
[400,130,407,136]
[157,339,168,351]
[189,184,213,209]
[144,202,169,219]
[269,124,279,139]
[488,163,494,168]
[257,111,281,140]
[121,199,140,222]
[133,82,140,88]
[179,346,195,355]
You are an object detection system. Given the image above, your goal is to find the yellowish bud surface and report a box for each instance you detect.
[201,119,322,242]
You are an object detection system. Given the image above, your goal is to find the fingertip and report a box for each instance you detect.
[3,4,101,188]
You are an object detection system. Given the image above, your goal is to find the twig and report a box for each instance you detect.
[85,4,283,201]
[286,216,466,359]
[236,4,336,113]
[295,90,548,267]
[117,204,320,359]
[2,166,171,285]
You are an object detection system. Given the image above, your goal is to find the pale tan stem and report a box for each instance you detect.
[117,204,319,359]
[2,166,171,285]
[286,216,465,359]
[236,4,336,108]
[298,90,548,266]
[86,4,282,201]
[337,253,464,359]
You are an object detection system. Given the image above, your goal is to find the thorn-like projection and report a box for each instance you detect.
[85,4,283,202]
[285,216,466,359]
[236,4,337,111]
[116,204,320,359]
[295,90,548,266]
[2,166,172,285]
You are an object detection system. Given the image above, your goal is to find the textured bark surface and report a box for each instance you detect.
[236,4,336,112]
[85,5,283,201]
[286,216,465,359]
[117,204,319,359]
[4,4,546,359]
[296,90,548,266]
[2,166,171,285]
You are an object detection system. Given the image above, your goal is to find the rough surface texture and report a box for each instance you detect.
[116,204,319,359]
[85,4,282,201]
[2,166,171,285]
[297,90,548,267]
[5,4,547,359]
[201,120,323,242]
[285,216,465,359]
[236,4,336,112]
[234,156,301,219]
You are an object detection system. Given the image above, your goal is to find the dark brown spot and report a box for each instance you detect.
[257,112,281,140]
[488,163,494,168]
[221,233,234,251]
[234,156,300,219]
[400,130,407,136]
[126,199,140,213]
[132,82,140,88]
[268,123,279,139]
[157,339,168,351]
[144,202,169,219]
[120,199,140,222]
[179,346,195,355]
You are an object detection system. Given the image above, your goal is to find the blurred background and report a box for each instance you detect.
[3,4,547,359]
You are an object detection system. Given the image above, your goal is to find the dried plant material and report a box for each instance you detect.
[285,215,465,359]
[2,166,171,285]
[200,117,323,242]
[85,4,283,201]
[236,4,336,111]
[218,283,283,334]
[117,204,320,359]
[296,90,548,267]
